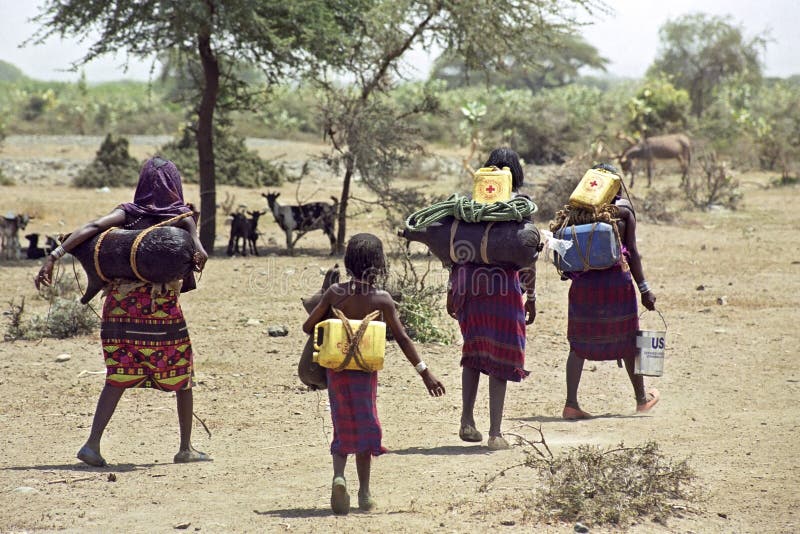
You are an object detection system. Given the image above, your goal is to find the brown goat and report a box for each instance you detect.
[618,134,692,187]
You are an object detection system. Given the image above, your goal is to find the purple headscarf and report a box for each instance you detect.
[118,157,192,218]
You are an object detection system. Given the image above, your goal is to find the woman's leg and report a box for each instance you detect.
[563,351,592,419]
[622,355,646,403]
[355,452,376,510]
[488,376,507,438]
[79,384,125,463]
[565,350,584,408]
[174,389,211,462]
[460,366,480,429]
[176,389,193,451]
[623,355,660,411]
[331,453,350,514]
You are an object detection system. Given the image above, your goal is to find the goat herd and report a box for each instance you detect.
[0,192,340,262]
[228,192,339,256]
[0,212,57,261]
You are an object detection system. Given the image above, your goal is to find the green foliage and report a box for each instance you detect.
[430,33,608,91]
[73,134,141,188]
[485,84,615,164]
[159,122,284,188]
[626,75,690,136]
[385,248,452,344]
[750,80,800,181]
[648,13,766,117]
[5,277,98,341]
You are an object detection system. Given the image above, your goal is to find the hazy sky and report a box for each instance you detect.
[1,0,797,83]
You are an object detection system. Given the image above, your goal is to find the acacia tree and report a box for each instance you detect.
[430,33,608,91]
[319,0,605,253]
[30,0,359,253]
[648,13,767,117]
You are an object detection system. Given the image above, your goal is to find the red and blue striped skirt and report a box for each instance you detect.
[568,264,638,361]
[327,369,387,457]
[451,264,529,382]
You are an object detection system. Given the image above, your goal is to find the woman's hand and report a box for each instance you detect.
[35,257,55,289]
[193,250,208,272]
[641,290,656,311]
[524,298,537,324]
[421,369,446,397]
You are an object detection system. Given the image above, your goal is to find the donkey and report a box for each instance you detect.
[618,134,692,187]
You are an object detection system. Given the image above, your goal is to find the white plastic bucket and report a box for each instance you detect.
[635,309,667,377]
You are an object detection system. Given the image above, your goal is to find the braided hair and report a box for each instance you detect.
[344,233,387,284]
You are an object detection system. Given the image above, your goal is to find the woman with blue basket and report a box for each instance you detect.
[551,163,659,419]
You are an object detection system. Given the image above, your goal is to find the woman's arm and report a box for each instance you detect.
[617,202,656,311]
[35,209,126,289]
[380,294,445,397]
[519,262,537,325]
[177,214,208,271]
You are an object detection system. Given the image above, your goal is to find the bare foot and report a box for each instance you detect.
[562,405,592,420]
[173,447,212,463]
[636,388,661,413]
[77,445,107,467]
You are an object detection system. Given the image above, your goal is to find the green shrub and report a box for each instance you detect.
[160,122,284,187]
[73,134,141,188]
[4,294,98,341]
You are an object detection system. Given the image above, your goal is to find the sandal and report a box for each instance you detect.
[331,476,350,515]
[459,424,483,443]
[77,445,107,467]
[636,388,660,413]
[173,448,212,463]
[358,489,377,512]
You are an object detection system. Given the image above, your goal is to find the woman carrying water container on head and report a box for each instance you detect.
[549,163,659,419]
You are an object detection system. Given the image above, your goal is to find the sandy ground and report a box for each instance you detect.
[0,137,798,533]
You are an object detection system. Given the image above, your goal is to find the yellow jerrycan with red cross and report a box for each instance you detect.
[473,166,513,204]
[569,167,621,208]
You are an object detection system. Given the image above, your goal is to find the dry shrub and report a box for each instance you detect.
[4,271,98,341]
[531,160,590,223]
[384,239,452,344]
[684,152,743,210]
[480,426,699,528]
[530,441,697,526]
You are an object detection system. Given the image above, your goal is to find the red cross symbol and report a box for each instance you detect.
[485,184,496,193]
[590,180,598,187]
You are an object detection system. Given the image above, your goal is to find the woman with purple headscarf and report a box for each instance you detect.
[35,157,210,466]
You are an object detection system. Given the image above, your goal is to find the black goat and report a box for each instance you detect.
[24,233,47,259]
[227,210,266,256]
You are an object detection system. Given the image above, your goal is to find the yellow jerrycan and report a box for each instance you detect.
[473,166,513,204]
[313,318,386,372]
[569,167,621,209]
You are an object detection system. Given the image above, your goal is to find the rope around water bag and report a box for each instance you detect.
[405,194,538,231]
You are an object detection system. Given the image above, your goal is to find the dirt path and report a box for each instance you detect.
[0,138,798,533]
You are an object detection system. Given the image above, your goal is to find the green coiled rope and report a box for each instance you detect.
[405,194,538,231]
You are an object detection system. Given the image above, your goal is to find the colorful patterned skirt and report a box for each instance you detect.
[327,369,387,457]
[101,282,194,390]
[568,263,638,361]
[451,264,529,382]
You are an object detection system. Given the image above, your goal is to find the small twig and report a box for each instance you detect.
[193,411,212,439]
[48,476,95,484]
